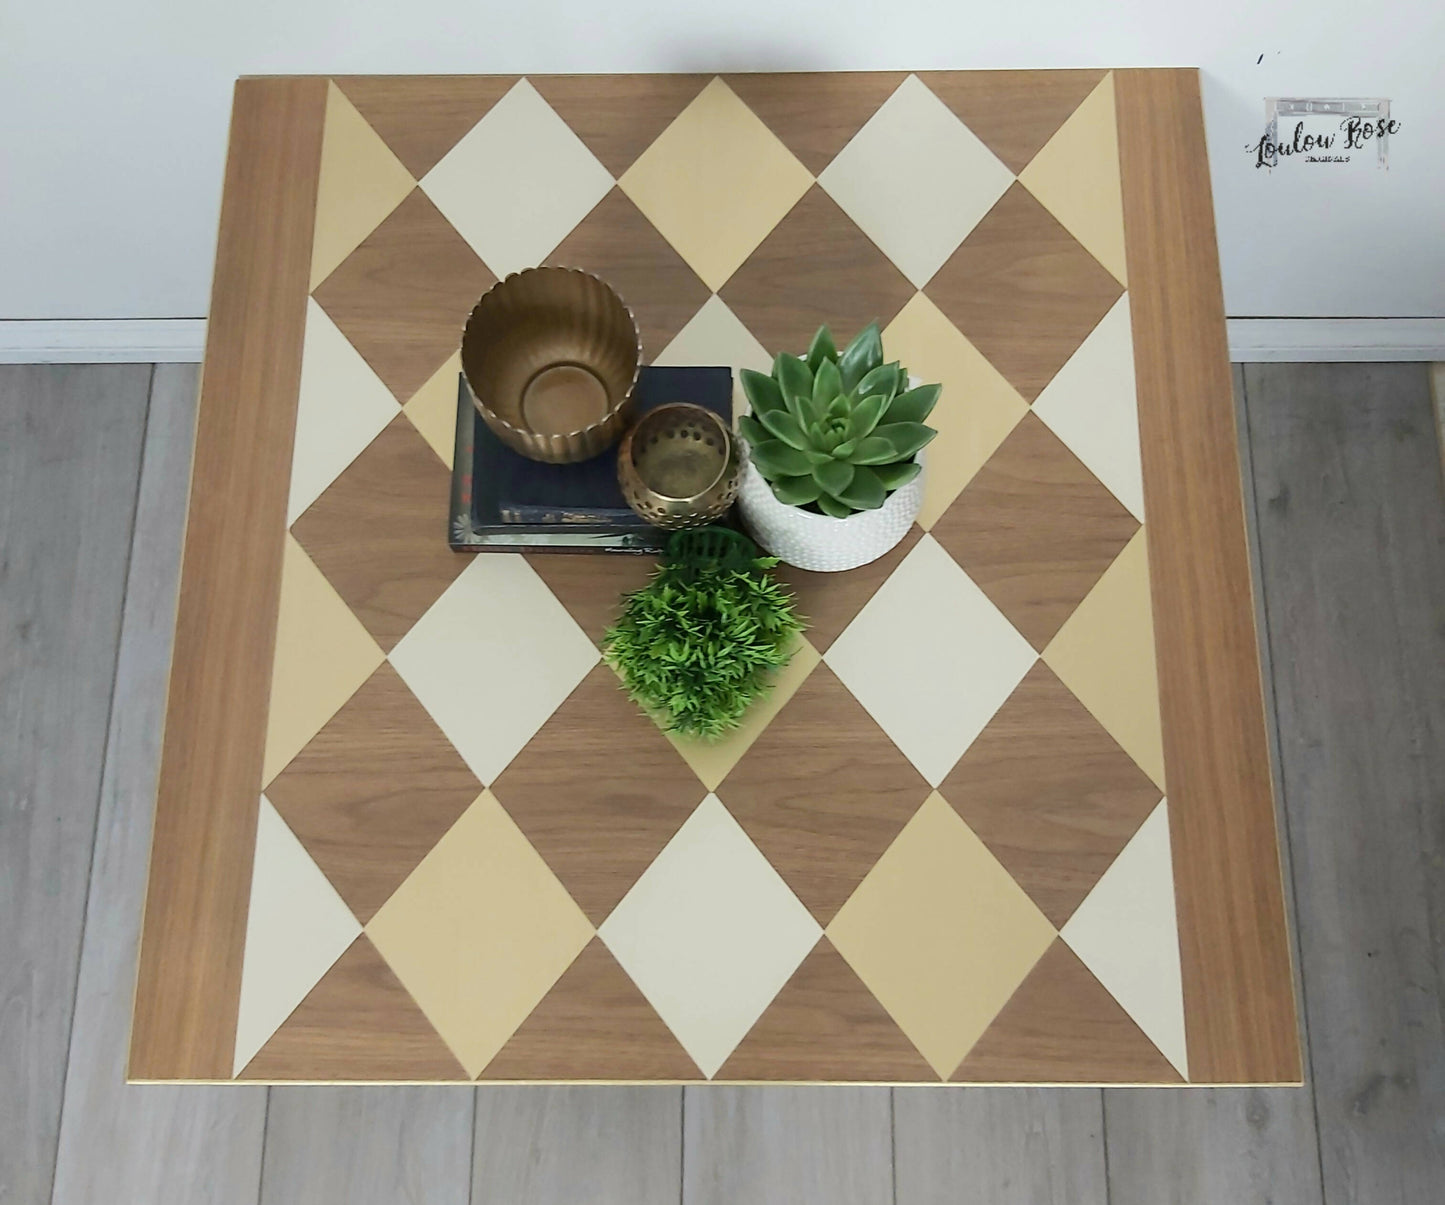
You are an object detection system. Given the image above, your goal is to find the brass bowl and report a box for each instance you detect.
[618,403,742,531]
[461,267,641,463]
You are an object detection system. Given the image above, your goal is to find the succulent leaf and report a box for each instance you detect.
[775,353,814,422]
[737,413,769,447]
[849,435,900,465]
[836,464,887,510]
[856,362,900,401]
[833,438,857,459]
[812,356,842,410]
[816,493,852,518]
[806,325,839,374]
[884,383,942,425]
[868,421,937,461]
[772,474,822,505]
[749,438,814,478]
[813,458,855,496]
[845,392,890,442]
[838,322,883,392]
[872,459,922,490]
[758,407,812,450]
[740,368,786,416]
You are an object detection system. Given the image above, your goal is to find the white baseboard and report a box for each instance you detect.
[0,319,206,364]
[1226,318,1445,362]
[2,316,1442,366]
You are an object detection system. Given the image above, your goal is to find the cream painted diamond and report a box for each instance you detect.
[825,534,1037,786]
[288,298,401,527]
[819,75,1014,288]
[389,553,599,785]
[654,294,774,422]
[421,78,614,279]
[1031,293,1144,521]
[599,794,821,1077]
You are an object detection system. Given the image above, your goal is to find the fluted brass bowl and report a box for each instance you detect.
[461,267,641,463]
[618,403,742,531]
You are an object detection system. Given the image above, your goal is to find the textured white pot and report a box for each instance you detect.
[736,453,925,572]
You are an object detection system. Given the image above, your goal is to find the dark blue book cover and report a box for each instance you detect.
[465,365,733,531]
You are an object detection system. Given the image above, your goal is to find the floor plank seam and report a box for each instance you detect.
[1099,1088,1114,1205]
[466,1087,478,1205]
[45,364,155,1205]
[888,1087,897,1205]
[255,1087,273,1204]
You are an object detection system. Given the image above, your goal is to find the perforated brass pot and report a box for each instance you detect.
[461,267,641,463]
[618,403,742,531]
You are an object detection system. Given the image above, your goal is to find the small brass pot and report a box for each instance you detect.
[461,267,641,463]
[618,404,742,531]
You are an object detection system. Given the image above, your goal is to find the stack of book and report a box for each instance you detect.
[448,364,733,552]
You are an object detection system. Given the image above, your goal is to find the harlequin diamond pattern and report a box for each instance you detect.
[233,70,1190,1085]
[290,413,464,653]
[545,187,710,359]
[312,189,495,404]
[818,73,1013,288]
[925,182,1123,402]
[938,661,1162,928]
[930,411,1140,652]
[266,661,481,923]
[719,185,915,357]
[492,664,708,925]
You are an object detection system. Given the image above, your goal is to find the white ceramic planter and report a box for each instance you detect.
[736,453,925,572]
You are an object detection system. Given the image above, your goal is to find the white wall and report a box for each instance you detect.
[2,0,1441,322]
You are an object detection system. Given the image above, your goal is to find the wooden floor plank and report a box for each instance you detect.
[1106,1088,1324,1205]
[1244,361,1445,1205]
[51,365,267,1203]
[1102,367,1323,1203]
[472,1087,682,1203]
[894,1088,1107,1205]
[682,1087,892,1205]
[259,1087,474,1205]
[0,364,149,1205]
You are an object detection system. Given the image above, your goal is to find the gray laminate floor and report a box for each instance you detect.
[2,362,1442,1205]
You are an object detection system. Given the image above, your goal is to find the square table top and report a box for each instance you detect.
[130,69,1300,1086]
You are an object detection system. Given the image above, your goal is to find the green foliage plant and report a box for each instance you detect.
[738,321,941,518]
[603,527,804,739]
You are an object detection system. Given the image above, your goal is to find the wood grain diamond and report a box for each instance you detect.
[719,185,914,355]
[546,187,711,359]
[291,414,465,653]
[919,69,1106,175]
[717,665,930,924]
[924,182,1122,402]
[938,661,1161,927]
[313,189,495,403]
[930,412,1139,651]
[492,664,708,925]
[267,662,482,924]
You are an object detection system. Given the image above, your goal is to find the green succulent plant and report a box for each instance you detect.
[738,322,940,518]
[603,527,805,739]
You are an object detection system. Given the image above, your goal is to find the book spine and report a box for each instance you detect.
[499,504,644,526]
